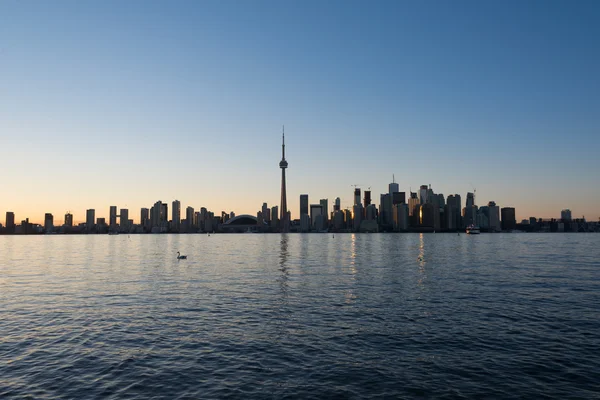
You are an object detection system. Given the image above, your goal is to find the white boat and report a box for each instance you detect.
[466,224,480,234]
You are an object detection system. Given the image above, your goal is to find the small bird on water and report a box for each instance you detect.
[177,251,187,260]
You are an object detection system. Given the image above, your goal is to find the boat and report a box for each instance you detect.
[466,224,480,234]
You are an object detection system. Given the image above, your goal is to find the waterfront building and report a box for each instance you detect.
[333,210,344,231]
[279,127,289,232]
[389,178,399,198]
[262,203,270,223]
[44,213,53,233]
[319,199,329,222]
[501,207,517,231]
[120,209,129,232]
[86,209,95,231]
[141,208,149,230]
[393,203,409,231]
[420,185,428,204]
[109,206,117,227]
[300,214,311,232]
[561,209,572,221]
[334,197,341,212]
[5,212,15,233]
[419,203,434,229]
[379,193,392,225]
[172,200,181,232]
[186,207,194,229]
[488,201,501,232]
[408,192,419,217]
[310,204,323,228]
[363,190,371,210]
[366,204,377,221]
[270,206,279,229]
[354,188,361,206]
[64,212,73,227]
[300,195,309,216]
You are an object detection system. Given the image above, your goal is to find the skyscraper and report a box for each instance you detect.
[64,212,73,227]
[44,213,54,233]
[501,207,517,231]
[86,209,95,231]
[319,199,329,222]
[389,175,399,197]
[109,206,117,227]
[354,188,361,206]
[279,127,289,232]
[420,185,428,204]
[300,194,309,216]
[141,208,149,230]
[172,200,181,231]
[334,197,341,212]
[5,212,15,233]
[120,209,129,231]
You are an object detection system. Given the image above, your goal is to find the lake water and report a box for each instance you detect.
[1,233,599,399]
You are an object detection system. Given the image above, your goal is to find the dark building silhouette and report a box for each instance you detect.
[300,194,308,216]
[392,192,405,205]
[5,212,15,233]
[501,207,516,231]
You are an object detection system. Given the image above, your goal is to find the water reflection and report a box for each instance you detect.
[278,234,289,296]
[417,233,427,287]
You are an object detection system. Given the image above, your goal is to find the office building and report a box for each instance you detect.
[172,200,181,231]
[488,201,501,232]
[501,207,517,231]
[389,177,399,197]
[561,209,572,221]
[262,203,270,223]
[354,188,361,206]
[300,195,309,216]
[86,209,95,231]
[141,208,149,230]
[109,206,117,227]
[392,192,405,205]
[186,207,194,228]
[44,213,53,233]
[310,204,323,228]
[319,199,329,222]
[64,212,73,227]
[393,203,409,231]
[363,190,371,211]
[420,185,428,204]
[408,192,419,217]
[5,212,15,233]
[120,209,129,231]
[334,197,341,212]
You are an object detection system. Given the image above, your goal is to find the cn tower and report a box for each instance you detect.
[279,126,289,232]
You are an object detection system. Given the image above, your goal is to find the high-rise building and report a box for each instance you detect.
[392,192,406,205]
[488,201,501,232]
[262,203,270,223]
[420,185,428,204]
[186,207,194,228]
[6,212,15,233]
[354,188,361,206]
[363,190,371,209]
[319,199,329,222]
[109,206,117,227]
[501,207,517,231]
[86,209,95,231]
[310,204,323,228]
[141,208,149,229]
[120,209,129,231]
[408,192,419,217]
[389,177,399,197]
[271,206,279,229]
[279,127,289,232]
[64,212,73,227]
[161,203,168,225]
[300,194,309,216]
[334,197,341,212]
[561,209,572,221]
[44,213,54,233]
[172,200,181,231]
[393,203,409,231]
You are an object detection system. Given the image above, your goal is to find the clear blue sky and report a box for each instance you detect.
[1,0,599,223]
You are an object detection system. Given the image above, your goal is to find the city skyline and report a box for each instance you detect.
[1,1,599,222]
